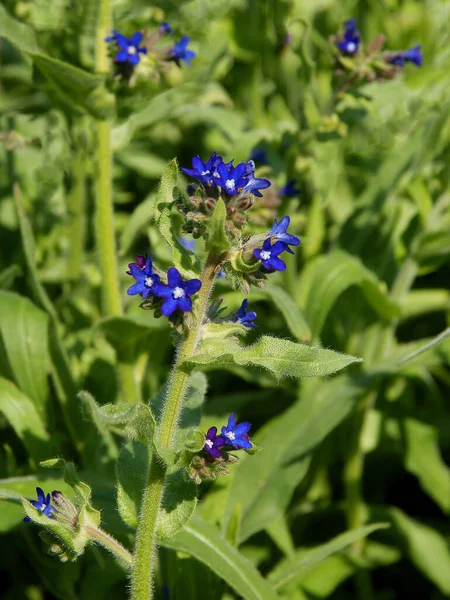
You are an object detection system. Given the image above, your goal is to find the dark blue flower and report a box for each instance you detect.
[105,31,147,66]
[387,45,423,67]
[126,253,147,274]
[249,148,268,165]
[279,179,299,198]
[254,238,287,271]
[269,216,300,254]
[243,176,271,198]
[232,299,257,328]
[337,18,360,55]
[152,268,201,316]
[159,22,172,35]
[182,153,223,185]
[127,256,160,299]
[23,487,55,522]
[221,413,252,450]
[216,161,248,195]
[169,36,196,66]
[204,427,227,458]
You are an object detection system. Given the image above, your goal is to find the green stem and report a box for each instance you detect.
[84,525,133,567]
[68,137,87,281]
[130,253,220,600]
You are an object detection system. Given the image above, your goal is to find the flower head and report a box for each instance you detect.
[216,161,248,195]
[243,176,271,198]
[254,238,288,271]
[221,413,252,450]
[23,487,56,522]
[387,45,423,67]
[159,22,172,35]
[269,216,301,254]
[204,426,227,458]
[232,299,257,328]
[127,256,160,299]
[337,18,360,55]
[169,36,196,66]
[152,267,201,316]
[279,179,299,198]
[105,30,147,66]
[126,253,147,274]
[182,152,223,185]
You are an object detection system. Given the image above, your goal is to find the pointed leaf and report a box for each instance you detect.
[206,198,231,253]
[157,469,198,540]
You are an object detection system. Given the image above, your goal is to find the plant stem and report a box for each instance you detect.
[130,253,220,600]
[84,525,133,567]
[68,130,87,281]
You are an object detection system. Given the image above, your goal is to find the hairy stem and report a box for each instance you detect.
[130,253,220,600]
[84,525,133,567]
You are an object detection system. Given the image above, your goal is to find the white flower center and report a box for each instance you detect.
[213,170,219,178]
[205,439,213,448]
[173,286,185,299]
[260,250,271,260]
[144,276,153,287]
[225,431,236,441]
[40,504,46,511]
[346,42,356,53]
[225,179,235,191]
[201,170,210,176]
[128,46,137,55]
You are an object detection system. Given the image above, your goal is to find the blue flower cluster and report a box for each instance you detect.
[337,18,360,55]
[182,153,271,198]
[254,216,301,272]
[127,256,201,317]
[204,413,252,458]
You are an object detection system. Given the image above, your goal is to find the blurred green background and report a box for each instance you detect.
[1,0,450,598]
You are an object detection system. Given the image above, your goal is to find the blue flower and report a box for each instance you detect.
[204,427,227,458]
[169,36,196,66]
[232,299,257,328]
[243,176,271,198]
[337,18,360,55]
[105,31,147,66]
[387,45,423,67]
[269,216,301,254]
[127,256,160,299]
[179,236,196,251]
[216,161,248,195]
[152,267,201,316]
[221,413,252,450]
[182,153,223,185]
[249,148,268,165]
[279,179,299,198]
[159,22,172,35]
[23,487,56,522]
[254,238,288,271]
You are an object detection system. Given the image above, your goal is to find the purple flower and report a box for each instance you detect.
[152,267,201,316]
[269,216,300,254]
[221,413,252,450]
[127,256,161,299]
[126,253,147,274]
[181,153,223,185]
[279,179,299,198]
[105,30,147,66]
[336,18,360,55]
[387,45,423,67]
[169,36,196,67]
[159,22,172,35]
[23,487,56,522]
[232,299,257,328]
[254,238,287,272]
[204,426,226,458]
[216,161,248,195]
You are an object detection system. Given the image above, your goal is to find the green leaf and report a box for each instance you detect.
[268,523,389,589]
[116,440,148,529]
[0,376,52,463]
[160,516,280,600]
[0,291,49,418]
[97,316,156,363]
[90,400,156,447]
[78,391,119,460]
[0,264,22,290]
[157,469,198,540]
[298,250,401,341]
[183,335,362,380]
[206,198,231,253]
[263,285,311,342]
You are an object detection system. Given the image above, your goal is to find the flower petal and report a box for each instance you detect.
[167,267,183,288]
[130,32,143,46]
[184,279,202,296]
[160,296,178,316]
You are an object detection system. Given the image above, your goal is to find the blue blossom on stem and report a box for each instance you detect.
[169,36,196,66]
[159,22,172,35]
[204,427,226,458]
[337,18,360,55]
[221,413,252,450]
[126,253,147,274]
[279,179,299,198]
[387,45,423,67]
[254,238,288,271]
[216,162,248,195]
[152,267,201,316]
[232,299,257,328]
[269,216,301,254]
[23,487,56,522]
[181,153,222,185]
[243,176,271,198]
[105,31,147,65]
[249,148,268,165]
[127,256,160,299]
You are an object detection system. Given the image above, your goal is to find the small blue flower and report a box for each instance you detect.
[216,161,248,195]
[169,36,196,66]
[254,238,288,272]
[243,176,271,198]
[232,299,257,329]
[182,153,223,185]
[269,216,301,254]
[127,256,161,299]
[387,45,423,67]
[337,18,360,55]
[105,31,147,66]
[152,267,201,316]
[204,427,227,458]
[159,22,172,35]
[179,236,196,251]
[249,148,268,165]
[279,179,299,198]
[221,413,252,450]
[23,487,56,522]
